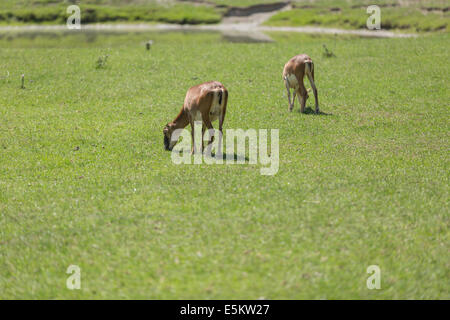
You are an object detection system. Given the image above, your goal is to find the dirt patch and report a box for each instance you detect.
[0,23,416,38]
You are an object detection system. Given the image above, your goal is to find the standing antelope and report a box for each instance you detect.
[283,54,319,113]
[163,81,228,153]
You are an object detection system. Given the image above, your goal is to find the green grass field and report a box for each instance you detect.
[0,30,448,299]
[1,0,448,33]
[266,1,449,32]
[0,1,222,25]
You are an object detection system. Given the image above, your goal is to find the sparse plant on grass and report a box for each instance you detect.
[322,44,336,57]
[95,54,109,69]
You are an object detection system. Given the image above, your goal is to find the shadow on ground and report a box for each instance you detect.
[300,107,333,116]
[208,153,250,162]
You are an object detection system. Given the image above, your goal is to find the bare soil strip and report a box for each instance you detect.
[0,23,416,38]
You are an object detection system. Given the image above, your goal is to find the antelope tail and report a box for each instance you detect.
[305,61,314,78]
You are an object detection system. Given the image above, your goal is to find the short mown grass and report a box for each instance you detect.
[0,31,449,299]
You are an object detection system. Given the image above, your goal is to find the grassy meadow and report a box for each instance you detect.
[266,0,449,32]
[0,30,449,299]
[0,0,222,25]
[1,0,448,33]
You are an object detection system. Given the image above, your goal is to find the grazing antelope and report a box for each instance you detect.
[283,54,319,113]
[163,81,228,153]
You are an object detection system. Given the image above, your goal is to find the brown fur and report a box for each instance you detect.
[283,54,319,113]
[163,81,228,153]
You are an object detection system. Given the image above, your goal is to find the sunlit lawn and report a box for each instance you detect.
[0,31,448,299]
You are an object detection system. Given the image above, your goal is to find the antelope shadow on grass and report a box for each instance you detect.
[300,106,333,116]
[207,152,250,162]
[181,152,250,162]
